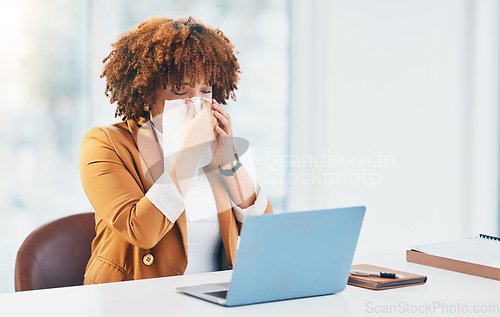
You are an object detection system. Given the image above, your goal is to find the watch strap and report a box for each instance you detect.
[218,152,242,176]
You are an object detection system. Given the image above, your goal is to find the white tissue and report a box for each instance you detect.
[162,97,213,173]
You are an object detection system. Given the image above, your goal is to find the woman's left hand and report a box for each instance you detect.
[209,99,235,167]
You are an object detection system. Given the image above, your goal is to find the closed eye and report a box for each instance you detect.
[174,91,188,96]
[202,90,211,94]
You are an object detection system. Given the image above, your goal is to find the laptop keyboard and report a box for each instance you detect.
[205,290,228,299]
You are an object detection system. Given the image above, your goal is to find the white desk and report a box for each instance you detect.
[1,252,499,317]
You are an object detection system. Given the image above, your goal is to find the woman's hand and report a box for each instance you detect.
[180,99,217,155]
[208,99,257,208]
[167,99,217,197]
[210,99,235,167]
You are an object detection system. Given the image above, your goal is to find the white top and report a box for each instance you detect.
[183,170,221,274]
[145,123,268,274]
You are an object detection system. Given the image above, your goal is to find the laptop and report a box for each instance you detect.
[176,206,365,306]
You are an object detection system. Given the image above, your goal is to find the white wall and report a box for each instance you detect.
[288,0,499,255]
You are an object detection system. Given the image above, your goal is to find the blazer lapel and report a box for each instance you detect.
[127,118,164,188]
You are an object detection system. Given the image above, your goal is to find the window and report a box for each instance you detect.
[0,0,289,293]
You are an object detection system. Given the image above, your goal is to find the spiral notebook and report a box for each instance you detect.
[407,233,500,280]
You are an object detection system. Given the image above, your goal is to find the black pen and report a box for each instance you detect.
[350,270,403,279]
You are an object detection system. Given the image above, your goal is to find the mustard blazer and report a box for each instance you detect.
[79,118,273,284]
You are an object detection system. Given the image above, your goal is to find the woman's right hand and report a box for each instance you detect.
[180,98,217,155]
[167,99,216,197]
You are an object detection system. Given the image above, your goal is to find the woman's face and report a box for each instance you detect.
[150,78,213,126]
[155,80,212,103]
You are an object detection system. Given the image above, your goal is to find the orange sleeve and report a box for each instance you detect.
[79,127,176,249]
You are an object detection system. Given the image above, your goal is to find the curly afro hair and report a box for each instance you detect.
[101,16,240,122]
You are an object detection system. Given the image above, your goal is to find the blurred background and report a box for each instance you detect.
[0,0,498,293]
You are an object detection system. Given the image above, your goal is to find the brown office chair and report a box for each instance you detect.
[15,212,95,291]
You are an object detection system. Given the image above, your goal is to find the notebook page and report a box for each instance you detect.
[411,238,500,268]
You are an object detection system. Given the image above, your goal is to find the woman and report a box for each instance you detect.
[80,16,273,284]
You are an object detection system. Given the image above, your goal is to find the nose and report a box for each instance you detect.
[189,91,203,99]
